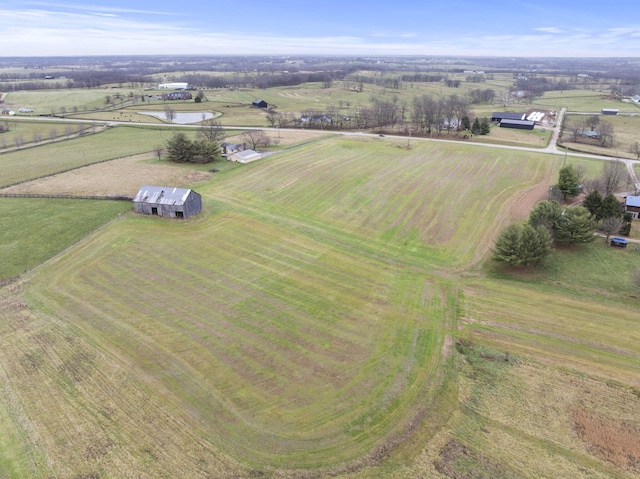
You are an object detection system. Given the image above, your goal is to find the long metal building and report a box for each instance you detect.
[133,186,202,219]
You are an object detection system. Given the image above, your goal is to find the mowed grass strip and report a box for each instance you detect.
[0,198,132,278]
[24,210,447,468]
[203,137,554,265]
[0,126,170,187]
[461,279,640,385]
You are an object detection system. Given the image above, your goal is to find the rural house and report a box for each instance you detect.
[133,186,202,219]
[625,196,640,219]
[221,142,246,156]
[252,99,268,108]
[163,91,192,101]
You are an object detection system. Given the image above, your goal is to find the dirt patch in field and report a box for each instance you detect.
[0,153,211,197]
[434,438,519,478]
[572,408,640,473]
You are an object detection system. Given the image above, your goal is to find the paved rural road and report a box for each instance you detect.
[13,114,640,190]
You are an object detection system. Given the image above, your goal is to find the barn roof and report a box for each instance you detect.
[492,112,526,121]
[231,149,262,162]
[499,119,535,126]
[133,186,194,205]
[626,196,640,207]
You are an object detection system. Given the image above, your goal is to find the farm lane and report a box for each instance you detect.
[12,114,640,188]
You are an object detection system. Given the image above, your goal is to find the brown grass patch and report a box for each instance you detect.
[0,153,211,197]
[434,439,518,479]
[573,407,640,472]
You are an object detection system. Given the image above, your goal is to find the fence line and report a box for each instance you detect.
[0,150,154,190]
[0,193,133,201]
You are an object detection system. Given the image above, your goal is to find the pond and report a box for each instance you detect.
[137,111,215,124]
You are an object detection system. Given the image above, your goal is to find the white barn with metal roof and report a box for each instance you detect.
[133,186,202,219]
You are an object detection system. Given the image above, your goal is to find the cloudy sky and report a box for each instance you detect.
[2,0,639,57]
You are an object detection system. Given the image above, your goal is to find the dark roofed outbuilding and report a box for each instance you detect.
[133,186,202,219]
[499,119,535,130]
[491,112,526,122]
[252,99,268,108]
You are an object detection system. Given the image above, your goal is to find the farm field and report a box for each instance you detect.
[2,66,640,478]
[0,119,93,149]
[560,114,640,160]
[0,126,187,188]
[0,197,131,278]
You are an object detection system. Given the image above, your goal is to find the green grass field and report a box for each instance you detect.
[0,126,187,187]
[1,80,640,478]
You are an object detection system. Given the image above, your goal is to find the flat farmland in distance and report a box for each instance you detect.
[0,126,175,187]
[203,136,555,266]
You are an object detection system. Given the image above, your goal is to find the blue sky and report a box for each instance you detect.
[2,1,639,57]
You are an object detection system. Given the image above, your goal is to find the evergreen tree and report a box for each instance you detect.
[555,206,597,247]
[492,224,522,268]
[528,200,562,234]
[582,190,603,219]
[480,117,491,135]
[461,115,471,130]
[599,194,623,219]
[519,224,552,269]
[557,164,579,199]
[192,139,221,163]
[166,133,194,163]
[471,117,481,135]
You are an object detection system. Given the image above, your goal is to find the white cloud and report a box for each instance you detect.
[535,27,563,34]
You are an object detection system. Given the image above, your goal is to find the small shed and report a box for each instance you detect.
[499,119,535,130]
[625,196,640,219]
[610,237,628,248]
[602,108,619,115]
[133,186,202,219]
[252,99,268,108]
[229,149,262,164]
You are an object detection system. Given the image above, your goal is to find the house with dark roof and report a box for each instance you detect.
[163,91,192,101]
[133,186,202,219]
[252,99,268,108]
[625,196,640,219]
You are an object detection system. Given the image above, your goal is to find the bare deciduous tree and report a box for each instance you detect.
[601,160,627,195]
[241,130,271,150]
[49,128,58,140]
[581,178,605,196]
[265,111,281,128]
[32,132,42,144]
[198,119,224,143]
[573,164,588,185]
[154,145,164,161]
[597,120,614,147]
[164,106,176,123]
[601,216,624,242]
[629,141,640,160]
